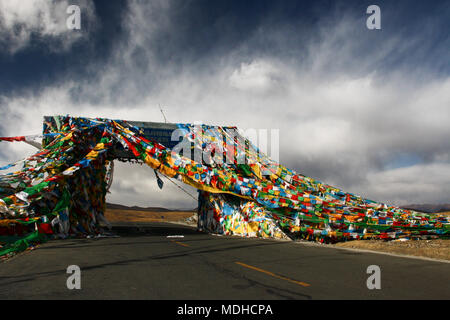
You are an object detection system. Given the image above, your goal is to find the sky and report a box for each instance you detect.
[0,0,449,209]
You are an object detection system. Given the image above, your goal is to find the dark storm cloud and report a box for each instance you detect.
[82,0,450,105]
[0,0,128,97]
[115,0,449,75]
[2,0,448,100]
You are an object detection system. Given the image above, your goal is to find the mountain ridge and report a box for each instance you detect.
[400,204,450,213]
[106,202,196,212]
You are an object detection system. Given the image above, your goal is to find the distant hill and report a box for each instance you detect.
[401,204,450,214]
[106,203,450,213]
[106,202,196,212]
[107,202,450,215]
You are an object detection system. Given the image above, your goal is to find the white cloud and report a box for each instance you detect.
[107,162,197,209]
[0,0,96,53]
[228,60,281,93]
[363,163,450,206]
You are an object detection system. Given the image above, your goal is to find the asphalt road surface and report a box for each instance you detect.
[1,222,449,299]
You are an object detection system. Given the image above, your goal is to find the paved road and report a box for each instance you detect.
[0,222,449,299]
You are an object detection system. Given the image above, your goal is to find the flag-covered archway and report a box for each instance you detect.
[0,116,448,258]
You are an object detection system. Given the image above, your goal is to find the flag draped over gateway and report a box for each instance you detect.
[0,116,448,258]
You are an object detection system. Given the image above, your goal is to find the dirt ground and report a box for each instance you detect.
[104,208,196,224]
[334,239,450,261]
